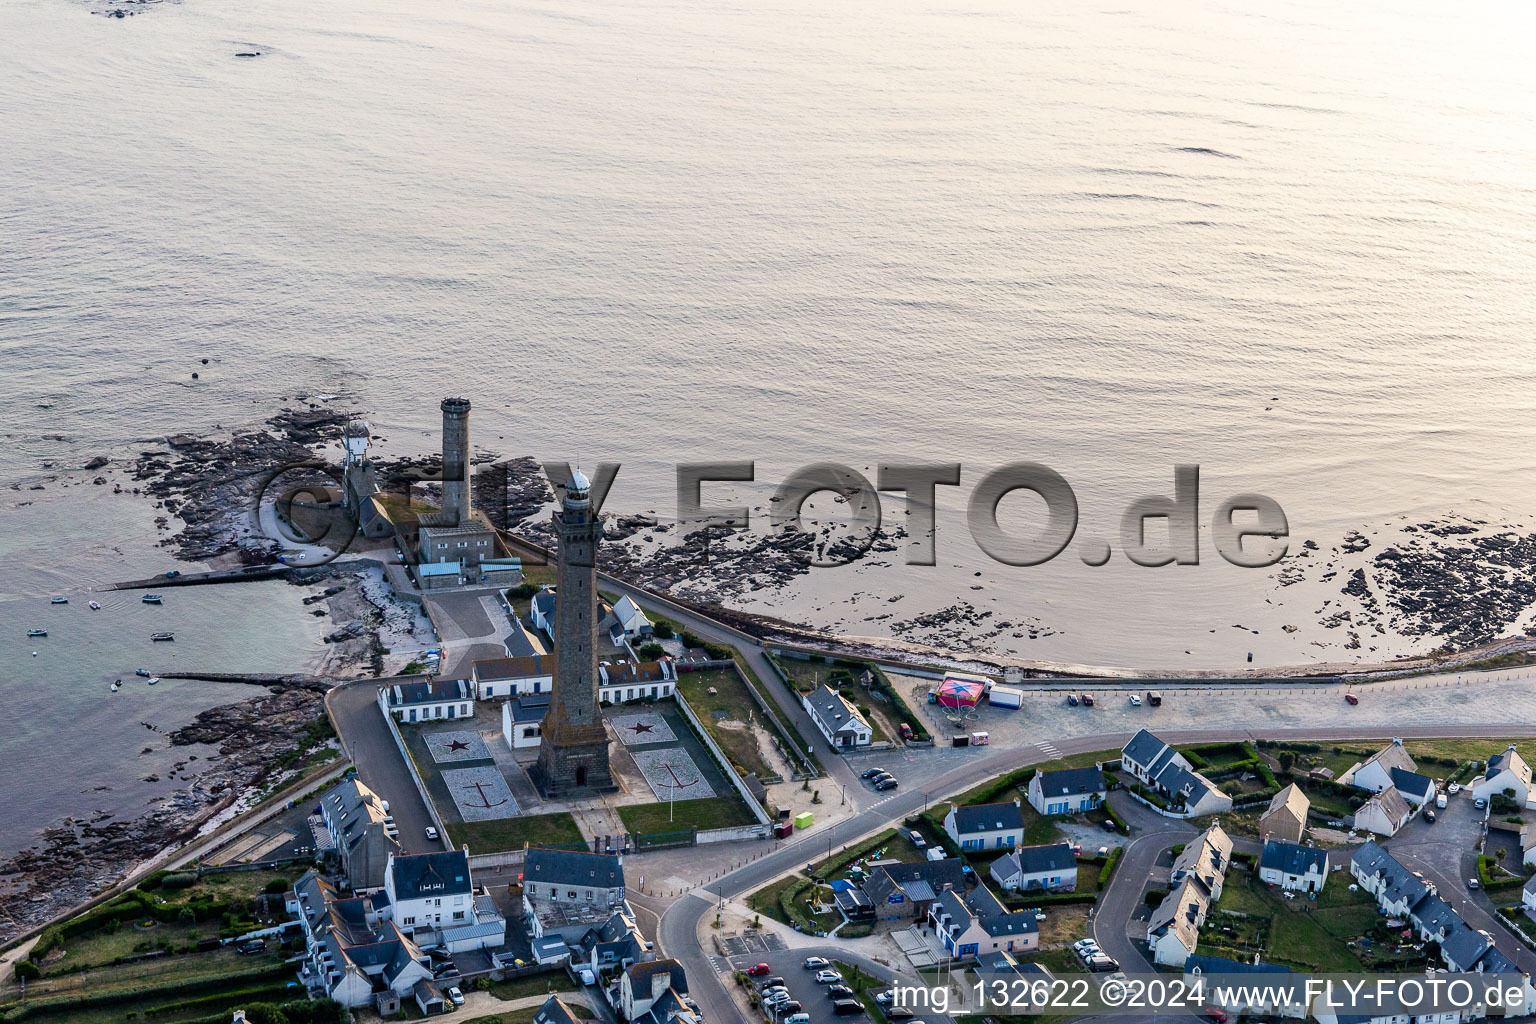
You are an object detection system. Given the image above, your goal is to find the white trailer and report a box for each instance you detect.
[988,685,1024,709]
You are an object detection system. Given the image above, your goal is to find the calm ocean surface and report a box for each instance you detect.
[3,0,1536,849]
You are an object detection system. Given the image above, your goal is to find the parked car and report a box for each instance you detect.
[1087,955,1120,973]
[815,969,843,984]
[832,999,865,1015]
[1101,818,1117,832]
[236,940,267,955]
[1147,691,1162,706]
[761,977,786,990]
[1437,793,1449,809]
[1128,694,1142,707]
[1448,782,1461,794]
[886,1008,914,1020]
[875,778,898,791]
[827,985,855,999]
[874,992,893,1006]
[1073,940,1101,960]
[424,825,440,841]
[1476,797,1487,809]
[1469,878,1480,889]
[907,829,926,848]
[447,988,465,1007]
[1207,1009,1229,1024]
[803,957,830,970]
[1344,693,1359,705]
[776,1002,803,1016]
[750,963,772,977]
[763,991,791,1006]
[784,1015,811,1024]
[1424,810,1436,823]
[861,768,886,779]
[1067,693,1079,706]
[899,723,914,741]
[1081,693,1095,706]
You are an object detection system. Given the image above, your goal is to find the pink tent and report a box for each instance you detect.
[936,677,985,709]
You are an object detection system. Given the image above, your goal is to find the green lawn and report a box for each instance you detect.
[617,795,755,837]
[447,812,586,853]
[675,669,776,779]
[747,874,804,924]
[490,973,581,1001]
[1208,873,1366,972]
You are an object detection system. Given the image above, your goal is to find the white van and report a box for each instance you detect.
[1436,792,1448,809]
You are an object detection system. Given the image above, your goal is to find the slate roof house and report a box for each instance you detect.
[319,777,399,893]
[1258,839,1329,892]
[1353,786,1414,837]
[382,677,474,724]
[598,659,678,704]
[524,849,626,908]
[928,882,1038,960]
[616,959,697,1024]
[291,870,434,1009]
[1183,956,1300,1018]
[1340,738,1416,794]
[862,858,967,919]
[803,684,873,751]
[944,799,1025,851]
[1119,729,1232,817]
[1170,822,1232,901]
[989,842,1077,893]
[1027,766,1105,815]
[473,653,557,699]
[1147,875,1212,967]
[385,850,506,953]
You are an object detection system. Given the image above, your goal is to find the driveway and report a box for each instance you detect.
[327,680,445,853]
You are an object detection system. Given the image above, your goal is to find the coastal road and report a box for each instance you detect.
[659,722,1536,1024]
[327,680,445,852]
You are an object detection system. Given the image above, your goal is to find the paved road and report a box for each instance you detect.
[327,680,446,853]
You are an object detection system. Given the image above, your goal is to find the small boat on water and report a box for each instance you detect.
[142,594,163,604]
[27,628,47,637]
[89,601,102,610]
[135,668,152,677]
[111,680,121,692]
[50,596,68,604]
[147,676,159,685]
[150,632,175,641]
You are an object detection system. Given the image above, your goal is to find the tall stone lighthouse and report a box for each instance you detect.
[532,469,615,796]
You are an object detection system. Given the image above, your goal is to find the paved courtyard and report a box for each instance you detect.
[631,747,718,802]
[425,729,492,763]
[441,765,521,821]
[612,712,679,747]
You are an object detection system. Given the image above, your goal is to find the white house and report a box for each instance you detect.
[1027,766,1105,815]
[1389,767,1435,809]
[927,882,1038,960]
[608,595,653,640]
[989,843,1077,893]
[501,694,547,749]
[473,654,556,700]
[523,848,626,908]
[1258,839,1329,892]
[291,871,434,1008]
[1351,840,1430,917]
[1340,738,1416,794]
[385,850,506,953]
[1353,786,1414,837]
[1522,874,1536,918]
[598,659,678,704]
[803,684,873,751]
[1184,956,1301,1019]
[381,678,474,724]
[1147,875,1211,967]
[1119,729,1232,817]
[943,799,1025,852]
[1170,822,1232,901]
[1472,744,1533,807]
[617,959,698,1024]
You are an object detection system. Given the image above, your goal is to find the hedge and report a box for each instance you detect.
[1097,847,1124,887]
[0,964,293,1023]
[1477,855,1531,893]
[778,878,817,930]
[815,828,900,880]
[146,984,298,1017]
[863,663,931,743]
[1102,802,1129,833]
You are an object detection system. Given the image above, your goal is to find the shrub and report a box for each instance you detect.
[159,872,198,890]
[1098,847,1124,887]
[507,582,541,600]
[653,621,675,640]
[263,878,291,896]
[638,642,666,660]
[15,960,40,981]
[1144,888,1169,907]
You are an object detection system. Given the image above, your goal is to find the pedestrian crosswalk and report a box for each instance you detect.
[1037,740,1062,759]
[708,955,729,973]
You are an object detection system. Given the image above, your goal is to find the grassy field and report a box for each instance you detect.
[746,874,804,924]
[447,812,586,852]
[1205,871,1370,972]
[617,794,756,837]
[465,1004,594,1024]
[674,668,776,779]
[490,973,582,1001]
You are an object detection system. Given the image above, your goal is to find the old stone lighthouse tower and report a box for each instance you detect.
[532,469,615,796]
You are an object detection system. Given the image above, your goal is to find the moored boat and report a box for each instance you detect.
[27,628,47,637]
[142,594,163,604]
[89,601,102,610]
[150,632,175,641]
[147,676,159,685]
[111,680,121,692]
[50,596,68,604]
[135,668,152,677]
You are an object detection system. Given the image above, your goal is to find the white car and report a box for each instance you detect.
[1448,783,1461,794]
[815,970,842,984]
[425,825,440,841]
[803,957,830,970]
[1128,695,1142,706]
[447,987,464,1007]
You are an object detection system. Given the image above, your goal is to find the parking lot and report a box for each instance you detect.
[720,947,958,1024]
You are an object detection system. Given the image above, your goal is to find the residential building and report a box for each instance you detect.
[1523,874,1536,918]
[928,882,1038,960]
[973,956,1056,1010]
[473,654,556,700]
[1340,738,1416,793]
[1027,766,1105,815]
[802,684,873,751]
[1170,822,1232,900]
[607,595,653,640]
[576,909,652,973]
[291,871,432,1009]
[1259,783,1309,844]
[535,996,586,1024]
[385,849,505,952]
[616,959,697,1024]
[1472,744,1533,806]
[1258,840,1329,892]
[503,693,548,749]
[862,858,967,919]
[318,777,399,892]
[989,842,1077,892]
[1350,840,1430,917]
[381,678,474,724]
[944,799,1025,851]
[1147,875,1212,967]
[523,849,626,908]
[1390,767,1435,809]
[1183,956,1300,1019]
[531,589,558,632]
[598,659,678,704]
[1353,786,1414,837]
[1119,729,1232,816]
